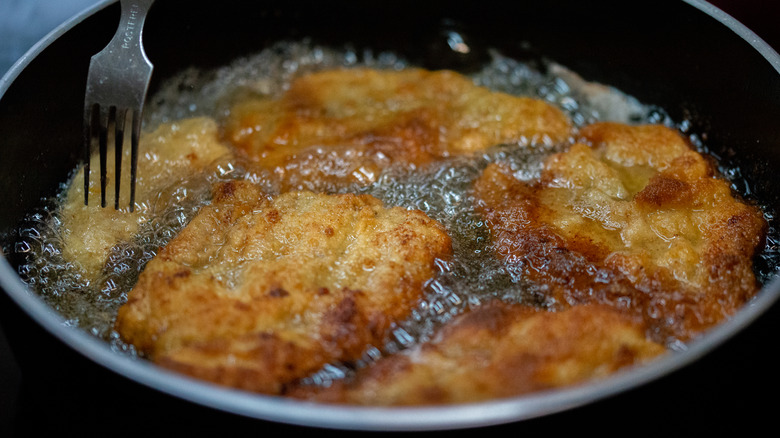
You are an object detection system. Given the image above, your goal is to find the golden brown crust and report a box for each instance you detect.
[288,302,665,405]
[473,122,767,342]
[222,67,571,190]
[115,180,453,394]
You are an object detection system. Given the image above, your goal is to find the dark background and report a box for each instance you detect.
[1,1,779,436]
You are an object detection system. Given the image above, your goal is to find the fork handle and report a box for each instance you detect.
[115,0,156,55]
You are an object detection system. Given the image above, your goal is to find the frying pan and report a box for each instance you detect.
[1,0,779,434]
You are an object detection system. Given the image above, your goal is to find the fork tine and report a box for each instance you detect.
[130,109,141,213]
[97,104,111,208]
[83,104,95,206]
[115,107,127,210]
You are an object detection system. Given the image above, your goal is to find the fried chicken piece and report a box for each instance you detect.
[115,179,452,394]
[473,122,767,342]
[59,117,232,281]
[223,67,571,191]
[289,302,665,405]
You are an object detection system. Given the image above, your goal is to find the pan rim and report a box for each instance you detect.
[1,0,779,431]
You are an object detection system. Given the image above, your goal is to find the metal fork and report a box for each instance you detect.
[83,0,155,211]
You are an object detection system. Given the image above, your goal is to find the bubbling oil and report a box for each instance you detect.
[10,40,779,366]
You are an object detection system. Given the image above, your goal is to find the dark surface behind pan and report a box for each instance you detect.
[1,0,779,435]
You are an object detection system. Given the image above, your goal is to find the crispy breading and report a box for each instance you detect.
[59,117,232,280]
[473,122,767,342]
[114,180,453,394]
[222,67,572,190]
[289,302,665,405]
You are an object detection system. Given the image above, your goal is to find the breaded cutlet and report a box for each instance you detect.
[288,302,665,405]
[115,179,452,394]
[59,117,232,281]
[222,67,572,191]
[473,122,767,342]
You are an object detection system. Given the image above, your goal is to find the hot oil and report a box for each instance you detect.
[12,41,780,369]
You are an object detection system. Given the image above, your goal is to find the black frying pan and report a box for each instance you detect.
[1,0,779,435]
